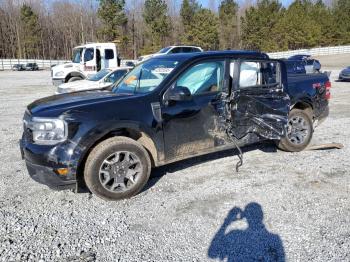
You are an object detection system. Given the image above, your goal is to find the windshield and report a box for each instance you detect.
[72,48,83,63]
[87,69,111,81]
[112,58,180,94]
[158,47,172,54]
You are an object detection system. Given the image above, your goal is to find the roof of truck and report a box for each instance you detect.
[153,50,269,61]
[74,43,116,49]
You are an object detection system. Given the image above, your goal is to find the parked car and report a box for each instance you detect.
[338,66,350,81]
[287,54,321,73]
[138,45,203,62]
[288,54,311,60]
[125,61,136,68]
[284,60,306,74]
[12,64,25,71]
[304,59,321,73]
[20,51,330,201]
[56,67,131,94]
[25,63,39,71]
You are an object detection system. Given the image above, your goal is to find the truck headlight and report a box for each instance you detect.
[55,71,64,77]
[28,117,67,145]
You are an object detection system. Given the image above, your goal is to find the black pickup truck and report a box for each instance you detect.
[20,51,330,200]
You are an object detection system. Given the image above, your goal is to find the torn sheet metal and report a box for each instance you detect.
[229,91,290,140]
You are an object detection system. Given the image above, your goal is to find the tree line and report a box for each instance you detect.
[0,0,349,60]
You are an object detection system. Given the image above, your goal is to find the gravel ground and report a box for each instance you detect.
[0,64,349,261]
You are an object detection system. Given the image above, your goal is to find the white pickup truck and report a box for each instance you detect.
[51,43,120,86]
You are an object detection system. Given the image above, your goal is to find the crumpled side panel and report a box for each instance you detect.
[230,91,290,140]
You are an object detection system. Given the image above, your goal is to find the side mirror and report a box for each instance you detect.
[165,86,192,101]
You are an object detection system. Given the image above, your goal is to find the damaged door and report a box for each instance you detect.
[229,60,290,140]
[161,60,228,161]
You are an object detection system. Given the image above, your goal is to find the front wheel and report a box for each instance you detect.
[277,109,313,152]
[84,137,151,201]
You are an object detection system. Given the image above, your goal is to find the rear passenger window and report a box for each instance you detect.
[169,47,182,54]
[182,47,192,53]
[238,61,279,88]
[105,49,114,59]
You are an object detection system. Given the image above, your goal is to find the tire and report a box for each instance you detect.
[84,136,151,201]
[68,76,82,82]
[277,109,313,152]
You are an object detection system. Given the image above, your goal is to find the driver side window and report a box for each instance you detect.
[175,61,224,95]
[84,48,94,62]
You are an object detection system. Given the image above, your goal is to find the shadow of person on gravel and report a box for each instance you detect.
[208,202,285,262]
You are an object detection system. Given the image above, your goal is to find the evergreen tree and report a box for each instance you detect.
[20,4,41,58]
[97,0,127,41]
[241,0,283,51]
[180,0,200,30]
[273,0,322,50]
[143,0,171,51]
[333,0,350,44]
[219,0,239,49]
[310,0,334,46]
[184,8,219,50]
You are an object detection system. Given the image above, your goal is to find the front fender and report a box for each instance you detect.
[67,118,163,172]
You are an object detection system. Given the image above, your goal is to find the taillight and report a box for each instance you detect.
[325,81,331,100]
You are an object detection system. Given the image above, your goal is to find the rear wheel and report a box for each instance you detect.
[84,137,151,201]
[68,76,82,82]
[277,109,313,152]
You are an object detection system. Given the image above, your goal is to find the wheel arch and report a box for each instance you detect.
[75,127,158,190]
[291,100,313,118]
[65,72,85,82]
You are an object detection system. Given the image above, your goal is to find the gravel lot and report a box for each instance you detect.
[0,60,349,261]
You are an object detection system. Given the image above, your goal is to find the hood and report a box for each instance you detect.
[58,80,97,90]
[52,63,81,77]
[140,54,154,61]
[341,68,350,75]
[28,90,133,115]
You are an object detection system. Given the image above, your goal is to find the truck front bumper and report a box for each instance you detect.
[19,138,77,190]
[52,78,65,87]
[25,161,76,190]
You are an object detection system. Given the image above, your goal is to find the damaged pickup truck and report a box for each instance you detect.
[20,51,330,200]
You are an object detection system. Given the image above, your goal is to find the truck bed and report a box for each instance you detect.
[287,72,329,119]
